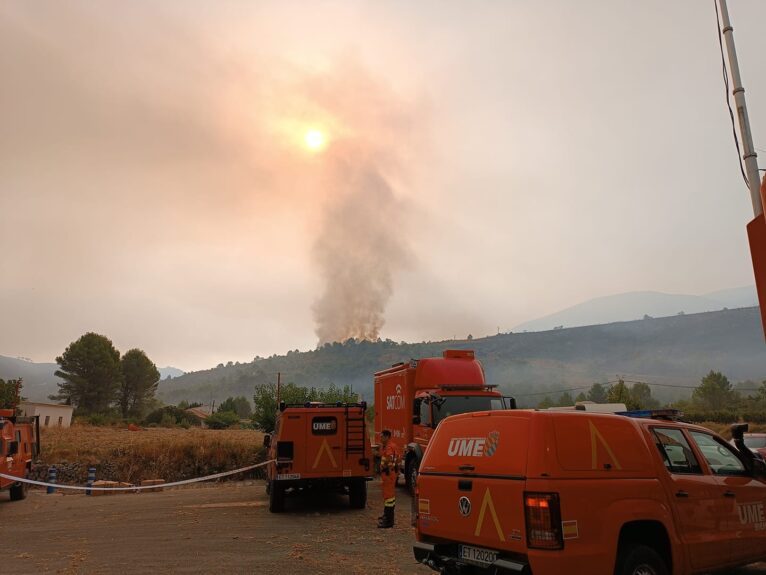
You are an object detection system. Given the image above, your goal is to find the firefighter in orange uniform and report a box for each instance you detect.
[377,429,400,528]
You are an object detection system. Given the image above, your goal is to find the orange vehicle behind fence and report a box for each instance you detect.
[414,408,766,575]
[265,401,373,513]
[0,407,40,501]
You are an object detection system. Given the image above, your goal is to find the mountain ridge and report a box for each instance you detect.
[513,286,757,332]
[158,306,766,407]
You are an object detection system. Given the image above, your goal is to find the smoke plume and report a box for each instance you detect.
[313,157,408,345]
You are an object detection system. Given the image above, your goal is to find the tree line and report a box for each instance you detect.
[535,371,766,422]
[252,382,359,432]
[535,380,659,411]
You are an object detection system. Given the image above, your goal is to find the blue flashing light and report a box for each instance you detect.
[617,409,682,420]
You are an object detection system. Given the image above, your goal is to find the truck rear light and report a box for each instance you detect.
[524,492,563,550]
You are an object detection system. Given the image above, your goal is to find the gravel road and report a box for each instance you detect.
[2,482,765,574]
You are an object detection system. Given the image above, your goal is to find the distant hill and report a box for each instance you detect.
[158,306,766,408]
[514,286,758,332]
[0,357,185,402]
[0,356,63,401]
[159,367,185,380]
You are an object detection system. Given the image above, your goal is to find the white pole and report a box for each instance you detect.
[717,0,762,216]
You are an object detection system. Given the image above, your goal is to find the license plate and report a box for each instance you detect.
[459,544,497,566]
[276,473,300,480]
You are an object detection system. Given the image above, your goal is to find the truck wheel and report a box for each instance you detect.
[615,544,668,575]
[349,479,367,509]
[10,472,28,501]
[268,481,284,513]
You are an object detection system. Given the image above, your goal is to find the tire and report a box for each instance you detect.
[406,457,419,497]
[349,479,367,509]
[10,472,28,501]
[268,481,284,513]
[615,544,669,575]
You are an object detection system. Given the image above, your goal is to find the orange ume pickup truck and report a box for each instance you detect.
[265,401,373,513]
[413,408,766,575]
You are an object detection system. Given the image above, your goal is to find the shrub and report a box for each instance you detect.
[159,412,177,428]
[143,406,201,427]
[206,410,240,430]
[84,412,123,426]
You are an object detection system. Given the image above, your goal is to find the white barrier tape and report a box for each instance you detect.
[0,459,274,492]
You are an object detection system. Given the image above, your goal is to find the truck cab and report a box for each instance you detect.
[374,350,513,494]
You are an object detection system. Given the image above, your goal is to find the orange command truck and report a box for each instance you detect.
[414,408,766,575]
[264,401,373,513]
[374,350,514,494]
[0,407,40,501]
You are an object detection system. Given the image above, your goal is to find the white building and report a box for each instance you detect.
[18,402,74,428]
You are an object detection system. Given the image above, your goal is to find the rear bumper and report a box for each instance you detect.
[413,542,530,574]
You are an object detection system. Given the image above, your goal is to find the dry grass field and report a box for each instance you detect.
[31,419,762,487]
[696,421,766,439]
[35,425,265,485]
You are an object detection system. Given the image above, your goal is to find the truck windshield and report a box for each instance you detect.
[432,396,503,426]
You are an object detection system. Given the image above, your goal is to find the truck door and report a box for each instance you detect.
[413,396,434,448]
[652,427,730,571]
[687,430,766,566]
[308,414,341,475]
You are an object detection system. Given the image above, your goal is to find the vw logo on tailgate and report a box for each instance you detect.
[458,496,471,517]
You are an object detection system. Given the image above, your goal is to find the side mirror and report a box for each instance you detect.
[731,422,749,442]
[263,434,272,449]
[504,396,517,410]
[7,441,18,456]
[731,423,757,472]
[732,423,751,456]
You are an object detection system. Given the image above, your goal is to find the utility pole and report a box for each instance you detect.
[717,0,762,215]
[717,0,766,340]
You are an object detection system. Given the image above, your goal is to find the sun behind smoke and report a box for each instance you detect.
[304,129,326,151]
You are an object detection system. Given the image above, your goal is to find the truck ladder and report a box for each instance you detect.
[345,406,366,456]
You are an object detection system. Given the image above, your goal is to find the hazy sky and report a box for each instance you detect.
[2,1,765,371]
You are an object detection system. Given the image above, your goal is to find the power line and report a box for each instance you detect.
[514,378,761,398]
[514,385,594,398]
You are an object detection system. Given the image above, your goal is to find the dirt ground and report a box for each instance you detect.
[2,481,766,575]
[1,481,421,575]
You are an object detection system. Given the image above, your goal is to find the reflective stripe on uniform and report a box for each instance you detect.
[384,497,396,507]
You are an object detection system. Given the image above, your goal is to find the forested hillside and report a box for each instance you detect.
[158,306,766,407]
